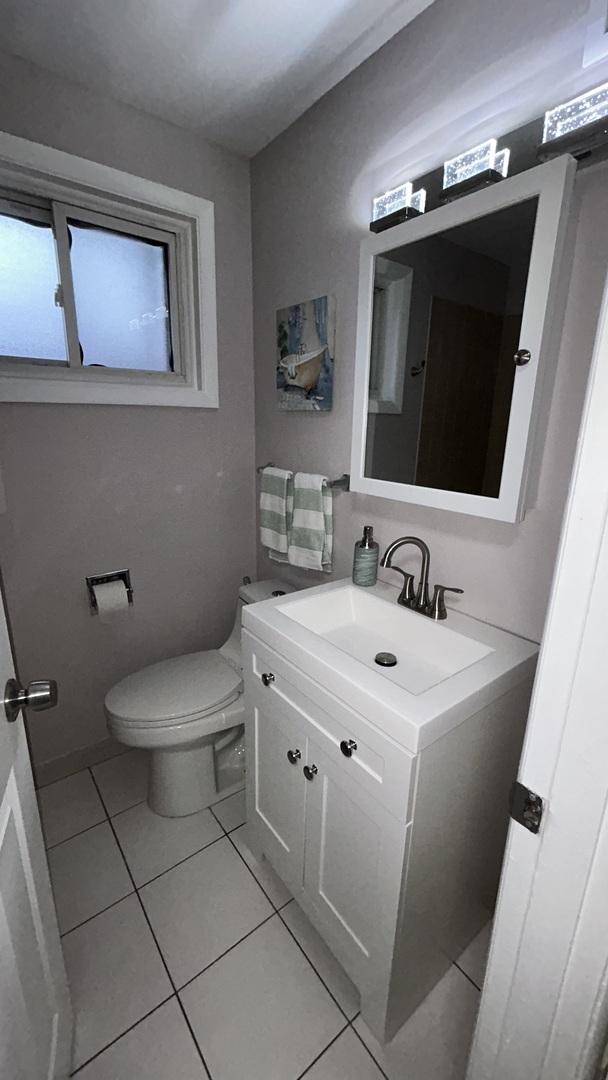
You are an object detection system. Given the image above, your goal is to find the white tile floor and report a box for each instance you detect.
[39,750,490,1078]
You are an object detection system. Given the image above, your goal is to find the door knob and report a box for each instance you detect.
[4,678,58,724]
[340,739,357,758]
[287,748,301,765]
[303,764,318,781]
[261,672,275,686]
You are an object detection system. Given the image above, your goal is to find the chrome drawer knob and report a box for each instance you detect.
[340,739,357,758]
[261,672,275,686]
[287,748,301,765]
[303,764,318,781]
[4,678,58,725]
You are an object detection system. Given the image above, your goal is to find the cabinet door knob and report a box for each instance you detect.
[340,739,357,758]
[303,764,318,781]
[261,672,275,686]
[287,748,301,765]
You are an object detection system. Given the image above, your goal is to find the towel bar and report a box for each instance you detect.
[256,463,350,492]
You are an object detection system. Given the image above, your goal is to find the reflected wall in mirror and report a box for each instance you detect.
[365,199,538,498]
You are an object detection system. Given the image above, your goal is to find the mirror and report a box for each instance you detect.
[351,158,575,521]
[366,199,537,497]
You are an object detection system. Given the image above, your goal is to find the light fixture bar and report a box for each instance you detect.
[372,182,413,222]
[543,80,608,143]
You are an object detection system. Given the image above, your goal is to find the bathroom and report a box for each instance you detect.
[2,0,608,1077]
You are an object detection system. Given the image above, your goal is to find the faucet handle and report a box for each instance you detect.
[386,566,416,607]
[426,584,463,621]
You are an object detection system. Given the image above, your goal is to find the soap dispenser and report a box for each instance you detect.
[352,525,379,587]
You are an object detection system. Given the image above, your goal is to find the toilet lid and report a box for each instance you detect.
[105,650,242,724]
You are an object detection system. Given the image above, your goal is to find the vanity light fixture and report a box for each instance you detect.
[538,80,608,160]
[370,181,426,233]
[442,138,510,200]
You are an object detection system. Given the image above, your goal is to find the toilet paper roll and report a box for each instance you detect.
[92,580,130,623]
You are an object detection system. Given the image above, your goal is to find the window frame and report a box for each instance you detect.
[0,131,219,408]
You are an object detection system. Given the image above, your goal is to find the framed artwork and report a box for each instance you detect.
[276,294,335,411]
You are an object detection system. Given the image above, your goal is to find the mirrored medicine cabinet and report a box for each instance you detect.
[350,156,576,522]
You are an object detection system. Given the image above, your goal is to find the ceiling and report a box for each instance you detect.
[0,0,436,157]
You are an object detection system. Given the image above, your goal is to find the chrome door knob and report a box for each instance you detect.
[261,672,275,686]
[287,748,301,765]
[340,739,357,758]
[4,678,58,724]
[303,764,318,781]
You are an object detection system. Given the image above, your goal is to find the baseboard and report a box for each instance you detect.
[34,737,128,789]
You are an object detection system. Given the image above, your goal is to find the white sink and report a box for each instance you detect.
[280,584,492,695]
[242,578,538,753]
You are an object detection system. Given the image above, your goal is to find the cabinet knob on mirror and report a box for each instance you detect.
[261,672,275,686]
[303,764,318,781]
[4,678,58,725]
[340,739,357,758]
[514,348,531,366]
[287,748,301,765]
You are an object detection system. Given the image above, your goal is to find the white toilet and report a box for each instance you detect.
[104,579,290,817]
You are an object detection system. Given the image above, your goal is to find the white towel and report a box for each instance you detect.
[259,467,293,563]
[288,473,333,572]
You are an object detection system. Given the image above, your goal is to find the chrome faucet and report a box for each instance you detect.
[380,536,431,612]
[380,536,464,619]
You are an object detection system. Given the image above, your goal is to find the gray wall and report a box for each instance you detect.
[0,54,256,768]
[251,0,605,644]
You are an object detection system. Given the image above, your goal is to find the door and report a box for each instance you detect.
[303,739,406,989]
[467,274,608,1079]
[246,684,307,894]
[0,578,72,1079]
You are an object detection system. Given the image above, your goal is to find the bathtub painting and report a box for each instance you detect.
[276,295,335,411]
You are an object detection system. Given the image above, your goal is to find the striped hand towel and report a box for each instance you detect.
[259,467,293,563]
[288,473,333,572]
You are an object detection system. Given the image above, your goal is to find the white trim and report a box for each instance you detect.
[350,156,576,521]
[0,131,219,408]
[467,270,608,1078]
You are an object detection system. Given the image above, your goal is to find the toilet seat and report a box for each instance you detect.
[105,650,242,727]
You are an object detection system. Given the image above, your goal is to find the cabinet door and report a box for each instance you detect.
[303,739,407,989]
[246,685,307,895]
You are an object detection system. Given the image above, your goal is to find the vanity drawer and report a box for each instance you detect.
[244,630,415,822]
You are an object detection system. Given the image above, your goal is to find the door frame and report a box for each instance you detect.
[467,270,608,1078]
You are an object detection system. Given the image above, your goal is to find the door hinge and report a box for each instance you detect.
[509,780,544,834]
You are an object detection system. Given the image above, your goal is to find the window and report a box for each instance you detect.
[0,197,179,376]
[0,133,218,407]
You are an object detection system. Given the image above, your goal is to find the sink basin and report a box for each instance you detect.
[280,584,492,695]
[242,577,538,754]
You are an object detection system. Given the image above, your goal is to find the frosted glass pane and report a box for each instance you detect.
[68,221,173,372]
[0,213,65,360]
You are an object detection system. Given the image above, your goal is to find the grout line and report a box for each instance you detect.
[88,769,213,1080]
[69,994,175,1076]
[35,746,130,792]
[224,827,286,911]
[136,833,227,889]
[60,888,135,939]
[453,959,482,993]
[106,797,148,820]
[349,1021,391,1080]
[45,816,108,852]
[176,911,277,993]
[296,1021,350,1079]
[277,904,357,1024]
[208,785,245,809]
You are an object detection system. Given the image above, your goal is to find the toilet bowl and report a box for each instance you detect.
[104,579,291,817]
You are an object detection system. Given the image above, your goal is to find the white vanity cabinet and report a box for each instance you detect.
[244,632,410,1006]
[242,581,537,1043]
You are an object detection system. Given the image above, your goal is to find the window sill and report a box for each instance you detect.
[0,373,218,408]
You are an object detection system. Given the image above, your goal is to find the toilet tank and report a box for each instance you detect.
[219,579,294,670]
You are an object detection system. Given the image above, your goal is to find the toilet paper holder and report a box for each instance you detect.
[86,569,134,613]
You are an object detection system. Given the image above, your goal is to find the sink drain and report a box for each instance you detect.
[375,651,397,667]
